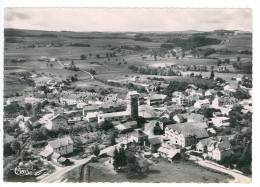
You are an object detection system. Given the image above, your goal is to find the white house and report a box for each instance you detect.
[210,116,230,128]
[45,136,74,156]
[194,99,210,109]
[39,113,68,130]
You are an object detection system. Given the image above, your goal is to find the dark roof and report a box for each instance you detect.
[167,122,209,139]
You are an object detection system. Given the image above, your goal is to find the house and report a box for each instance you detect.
[129,129,148,145]
[39,149,52,160]
[164,122,209,147]
[82,105,100,116]
[45,136,74,156]
[210,116,230,128]
[98,111,131,123]
[194,99,210,109]
[181,113,206,123]
[115,121,138,133]
[145,137,162,152]
[211,96,238,108]
[84,111,99,122]
[173,94,192,107]
[158,144,181,162]
[205,89,217,98]
[147,94,167,106]
[223,84,236,94]
[196,136,232,161]
[39,113,68,130]
[173,114,187,123]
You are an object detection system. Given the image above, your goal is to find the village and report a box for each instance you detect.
[3,27,253,183]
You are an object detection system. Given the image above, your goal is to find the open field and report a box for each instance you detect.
[4,29,252,97]
[65,159,232,183]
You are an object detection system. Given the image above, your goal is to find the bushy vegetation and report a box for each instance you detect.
[164,36,221,50]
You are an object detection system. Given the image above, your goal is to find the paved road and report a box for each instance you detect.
[39,141,126,183]
[196,160,251,183]
[40,156,94,183]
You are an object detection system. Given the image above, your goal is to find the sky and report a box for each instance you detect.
[4,8,252,32]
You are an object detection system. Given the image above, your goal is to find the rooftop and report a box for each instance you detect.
[167,122,209,139]
[48,136,73,149]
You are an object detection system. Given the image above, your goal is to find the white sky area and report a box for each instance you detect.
[4,8,252,32]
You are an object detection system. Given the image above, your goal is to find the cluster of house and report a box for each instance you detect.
[39,136,73,166]
[4,66,252,170]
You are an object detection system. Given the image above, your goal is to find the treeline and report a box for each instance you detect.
[69,43,91,47]
[162,36,221,50]
[128,65,181,76]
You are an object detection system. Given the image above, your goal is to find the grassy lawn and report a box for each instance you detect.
[65,158,232,183]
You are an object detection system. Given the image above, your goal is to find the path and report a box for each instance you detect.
[196,160,251,183]
[56,61,94,80]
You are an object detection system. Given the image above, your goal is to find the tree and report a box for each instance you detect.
[109,130,118,146]
[113,146,127,170]
[10,140,21,155]
[92,145,100,157]
[113,148,120,170]
[154,122,163,135]
[24,103,32,114]
[30,129,48,141]
[215,77,225,84]
[4,143,15,156]
[126,154,142,178]
[89,69,96,75]
[100,120,114,131]
[210,69,215,80]
[80,54,87,60]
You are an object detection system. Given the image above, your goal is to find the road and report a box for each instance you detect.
[40,156,94,183]
[39,141,126,183]
[5,65,34,70]
[56,61,94,80]
[196,160,251,183]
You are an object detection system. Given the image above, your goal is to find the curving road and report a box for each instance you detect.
[40,156,94,183]
[196,160,251,183]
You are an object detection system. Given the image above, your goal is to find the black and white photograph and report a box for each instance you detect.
[1,5,257,184]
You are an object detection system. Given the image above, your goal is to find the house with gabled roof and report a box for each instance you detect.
[164,122,209,147]
[196,136,233,161]
[45,136,73,156]
[39,113,68,130]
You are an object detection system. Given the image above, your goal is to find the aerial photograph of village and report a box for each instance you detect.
[3,8,252,183]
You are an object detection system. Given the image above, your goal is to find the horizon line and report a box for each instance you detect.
[4,27,252,33]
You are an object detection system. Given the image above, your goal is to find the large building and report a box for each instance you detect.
[164,122,209,147]
[97,91,139,123]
